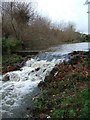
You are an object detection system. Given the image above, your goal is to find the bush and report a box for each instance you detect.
[2,54,23,70]
[2,38,22,54]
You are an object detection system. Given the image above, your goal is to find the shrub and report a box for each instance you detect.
[2,54,23,70]
[2,38,22,54]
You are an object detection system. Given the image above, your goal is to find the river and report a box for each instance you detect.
[0,42,89,118]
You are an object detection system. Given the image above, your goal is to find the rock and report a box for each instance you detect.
[69,51,79,56]
[19,61,26,67]
[44,74,54,83]
[38,113,47,119]
[43,69,46,72]
[2,74,9,81]
[2,65,19,74]
[38,81,46,88]
[15,63,21,69]
[31,70,34,73]
[35,67,40,71]
[26,107,31,111]
[7,66,16,72]
[50,67,59,76]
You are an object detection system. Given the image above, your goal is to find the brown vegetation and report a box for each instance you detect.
[30,51,90,119]
[1,2,89,51]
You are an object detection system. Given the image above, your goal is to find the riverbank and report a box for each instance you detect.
[29,51,90,119]
[2,54,32,74]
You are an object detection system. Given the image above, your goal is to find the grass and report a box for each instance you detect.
[31,51,90,119]
[2,54,23,72]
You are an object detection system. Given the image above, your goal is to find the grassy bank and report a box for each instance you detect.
[2,54,23,73]
[30,51,90,119]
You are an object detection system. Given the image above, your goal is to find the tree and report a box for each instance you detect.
[25,16,52,49]
[2,2,35,40]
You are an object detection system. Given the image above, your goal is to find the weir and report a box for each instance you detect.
[12,50,39,56]
[12,50,47,56]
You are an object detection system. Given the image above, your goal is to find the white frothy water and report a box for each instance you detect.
[0,42,89,118]
[1,58,64,117]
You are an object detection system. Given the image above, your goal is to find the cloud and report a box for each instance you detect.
[36,0,88,33]
[2,0,88,33]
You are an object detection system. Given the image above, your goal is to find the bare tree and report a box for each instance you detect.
[2,2,35,40]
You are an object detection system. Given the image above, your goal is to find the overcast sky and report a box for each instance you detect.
[2,0,88,33]
[35,0,88,34]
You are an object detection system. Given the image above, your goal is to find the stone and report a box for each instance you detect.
[43,69,46,72]
[31,70,34,73]
[2,74,9,81]
[38,81,46,88]
[7,66,16,72]
[39,113,47,119]
[35,67,40,71]
[50,67,59,76]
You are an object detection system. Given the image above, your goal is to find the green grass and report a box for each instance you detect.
[31,51,90,119]
[2,54,23,71]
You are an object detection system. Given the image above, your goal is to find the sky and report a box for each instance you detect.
[35,0,88,34]
[1,0,89,33]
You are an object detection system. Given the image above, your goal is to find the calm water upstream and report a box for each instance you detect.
[0,42,89,118]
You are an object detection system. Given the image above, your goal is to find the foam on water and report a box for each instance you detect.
[1,58,65,117]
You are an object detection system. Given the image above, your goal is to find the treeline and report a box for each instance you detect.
[2,2,89,53]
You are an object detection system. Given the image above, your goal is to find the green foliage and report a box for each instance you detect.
[69,109,76,117]
[82,57,90,69]
[84,34,90,42]
[2,54,23,70]
[65,73,87,82]
[51,109,65,118]
[2,38,21,54]
[77,88,90,118]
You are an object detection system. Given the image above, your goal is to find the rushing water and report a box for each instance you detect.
[0,42,89,118]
